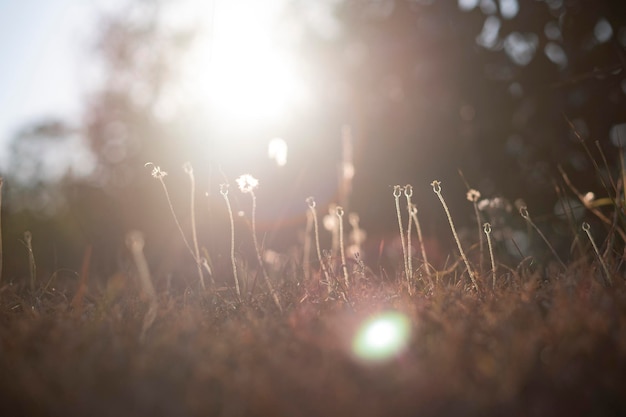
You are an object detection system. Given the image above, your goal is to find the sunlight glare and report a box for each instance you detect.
[352,312,411,362]
[181,0,308,126]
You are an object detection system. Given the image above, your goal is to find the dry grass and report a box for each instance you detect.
[1,257,625,417]
[1,150,626,416]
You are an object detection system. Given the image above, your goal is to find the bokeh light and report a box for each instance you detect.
[352,312,411,363]
[268,137,288,167]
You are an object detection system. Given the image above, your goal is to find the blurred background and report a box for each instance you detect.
[1,0,625,283]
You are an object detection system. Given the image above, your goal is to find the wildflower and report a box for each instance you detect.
[466,189,481,202]
[236,174,259,193]
[145,162,167,179]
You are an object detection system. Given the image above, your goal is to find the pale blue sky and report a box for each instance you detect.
[0,0,126,166]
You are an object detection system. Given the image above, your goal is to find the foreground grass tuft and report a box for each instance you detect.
[1,260,625,417]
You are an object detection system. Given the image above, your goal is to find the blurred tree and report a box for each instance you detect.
[286,0,626,242]
[4,0,626,277]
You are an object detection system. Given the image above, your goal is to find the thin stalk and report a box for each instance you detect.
[220,184,241,300]
[594,141,618,195]
[483,223,497,291]
[432,180,478,292]
[306,197,332,292]
[409,204,433,286]
[183,163,205,290]
[303,210,313,282]
[336,206,349,289]
[393,185,410,283]
[249,190,282,312]
[519,206,567,270]
[126,231,157,342]
[467,189,483,274]
[559,165,626,243]
[404,185,414,283]
[582,222,612,287]
[145,163,207,273]
[24,231,36,292]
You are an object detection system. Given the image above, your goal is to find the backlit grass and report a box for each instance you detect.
[0,158,625,416]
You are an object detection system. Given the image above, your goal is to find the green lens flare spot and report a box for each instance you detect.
[352,312,411,362]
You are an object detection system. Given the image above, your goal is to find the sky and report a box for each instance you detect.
[0,0,318,182]
[0,0,127,166]
[0,0,521,151]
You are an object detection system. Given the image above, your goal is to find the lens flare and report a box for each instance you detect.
[268,137,288,166]
[352,312,411,362]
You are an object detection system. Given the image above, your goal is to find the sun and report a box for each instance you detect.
[179,0,308,127]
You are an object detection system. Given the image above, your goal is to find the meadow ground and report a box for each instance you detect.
[1,258,625,417]
[1,170,626,416]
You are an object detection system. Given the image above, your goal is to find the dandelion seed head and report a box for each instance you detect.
[145,163,167,179]
[236,174,259,193]
[466,189,481,202]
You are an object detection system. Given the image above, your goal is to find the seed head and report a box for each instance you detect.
[145,162,167,179]
[583,192,595,205]
[236,174,259,193]
[466,189,481,202]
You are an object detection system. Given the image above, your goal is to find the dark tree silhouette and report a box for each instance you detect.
[3,0,625,277]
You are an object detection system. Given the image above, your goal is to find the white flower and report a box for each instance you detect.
[236,174,259,193]
[145,163,167,179]
[466,189,481,202]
